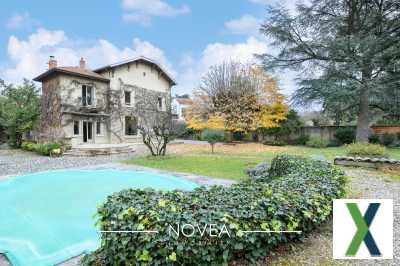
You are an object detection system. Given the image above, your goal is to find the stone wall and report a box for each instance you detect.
[260,125,400,142]
[107,78,171,144]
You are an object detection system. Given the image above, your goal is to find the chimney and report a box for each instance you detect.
[79,57,86,70]
[48,56,57,69]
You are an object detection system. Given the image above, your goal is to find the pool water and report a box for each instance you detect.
[0,169,198,266]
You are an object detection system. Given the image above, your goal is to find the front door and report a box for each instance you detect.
[82,121,93,143]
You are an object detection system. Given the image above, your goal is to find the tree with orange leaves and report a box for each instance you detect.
[187,62,288,132]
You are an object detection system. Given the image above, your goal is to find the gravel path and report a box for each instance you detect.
[0,147,148,179]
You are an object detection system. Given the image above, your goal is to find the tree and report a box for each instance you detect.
[133,90,175,156]
[261,110,303,141]
[188,62,288,132]
[201,129,225,153]
[259,0,400,142]
[0,79,40,147]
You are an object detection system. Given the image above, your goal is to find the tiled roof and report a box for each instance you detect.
[175,98,193,105]
[33,67,109,82]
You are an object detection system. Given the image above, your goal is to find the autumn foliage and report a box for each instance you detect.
[186,62,288,132]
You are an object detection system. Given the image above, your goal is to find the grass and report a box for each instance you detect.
[125,143,400,180]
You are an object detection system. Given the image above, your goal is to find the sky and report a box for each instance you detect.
[0,0,298,97]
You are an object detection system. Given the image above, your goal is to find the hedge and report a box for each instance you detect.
[83,155,347,265]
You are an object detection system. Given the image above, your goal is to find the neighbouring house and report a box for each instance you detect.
[33,56,176,146]
[172,96,193,121]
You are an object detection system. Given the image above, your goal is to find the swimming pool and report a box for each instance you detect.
[0,169,198,266]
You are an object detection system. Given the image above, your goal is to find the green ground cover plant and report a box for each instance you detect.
[84,155,347,265]
[345,143,386,157]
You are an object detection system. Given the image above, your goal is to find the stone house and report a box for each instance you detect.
[33,56,176,147]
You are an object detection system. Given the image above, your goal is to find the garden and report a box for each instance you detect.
[83,155,347,265]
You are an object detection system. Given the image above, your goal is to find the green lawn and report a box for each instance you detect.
[125,144,400,180]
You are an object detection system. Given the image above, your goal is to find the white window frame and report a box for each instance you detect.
[124,90,132,106]
[73,120,80,136]
[157,96,166,111]
[96,121,103,136]
[81,85,95,107]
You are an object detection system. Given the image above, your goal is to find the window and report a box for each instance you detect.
[73,121,80,135]
[82,85,93,106]
[157,97,163,110]
[124,91,131,105]
[125,116,137,135]
[96,121,101,135]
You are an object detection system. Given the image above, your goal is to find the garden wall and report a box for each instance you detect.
[261,125,400,143]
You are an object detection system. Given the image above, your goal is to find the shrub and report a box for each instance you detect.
[232,131,244,141]
[21,141,61,156]
[305,137,329,148]
[368,134,380,144]
[83,155,346,265]
[334,128,355,145]
[345,143,386,157]
[327,139,341,147]
[201,129,225,153]
[381,133,395,146]
[263,139,287,146]
[173,122,196,139]
[291,135,309,145]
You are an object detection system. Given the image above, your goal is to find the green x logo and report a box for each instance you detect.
[346,203,381,257]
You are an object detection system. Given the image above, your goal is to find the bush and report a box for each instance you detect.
[381,133,395,146]
[291,135,309,145]
[201,129,225,153]
[263,139,288,146]
[368,134,380,144]
[345,143,386,157]
[334,128,355,145]
[232,131,244,141]
[21,141,61,156]
[83,155,346,265]
[327,139,341,147]
[173,122,196,139]
[305,137,329,148]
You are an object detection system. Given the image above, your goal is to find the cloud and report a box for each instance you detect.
[225,15,260,35]
[122,0,190,25]
[174,37,298,97]
[6,12,39,30]
[174,37,269,94]
[1,28,175,84]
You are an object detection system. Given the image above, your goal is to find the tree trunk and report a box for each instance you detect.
[356,68,371,143]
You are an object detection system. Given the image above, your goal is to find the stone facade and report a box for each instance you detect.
[34,56,175,146]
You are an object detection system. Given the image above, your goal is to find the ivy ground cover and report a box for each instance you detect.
[85,155,347,265]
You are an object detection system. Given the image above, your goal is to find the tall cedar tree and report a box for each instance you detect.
[259,0,400,142]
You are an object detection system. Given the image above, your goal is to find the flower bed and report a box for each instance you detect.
[83,155,347,265]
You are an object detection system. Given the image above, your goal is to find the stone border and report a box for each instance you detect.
[334,156,400,169]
